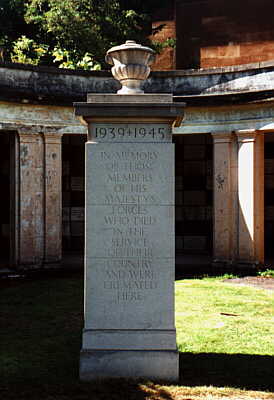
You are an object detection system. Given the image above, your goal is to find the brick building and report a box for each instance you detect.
[152,0,274,70]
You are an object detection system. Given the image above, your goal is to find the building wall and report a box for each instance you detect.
[0,98,273,270]
[150,4,176,70]
[0,64,274,270]
[152,0,274,70]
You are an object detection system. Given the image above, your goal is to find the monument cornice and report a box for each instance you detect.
[74,102,185,119]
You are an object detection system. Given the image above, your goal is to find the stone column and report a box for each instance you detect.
[18,131,44,266]
[75,94,184,381]
[44,132,63,264]
[236,130,264,265]
[254,133,264,263]
[212,132,236,265]
[230,134,239,262]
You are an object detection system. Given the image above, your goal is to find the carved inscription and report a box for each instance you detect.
[101,151,159,204]
[94,124,170,141]
[96,130,170,303]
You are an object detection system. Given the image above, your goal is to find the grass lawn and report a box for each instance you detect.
[0,272,273,399]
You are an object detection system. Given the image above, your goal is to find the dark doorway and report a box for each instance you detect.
[173,134,213,269]
[264,133,274,259]
[62,134,86,263]
[0,132,13,268]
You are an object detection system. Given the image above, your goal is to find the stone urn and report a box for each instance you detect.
[105,40,156,94]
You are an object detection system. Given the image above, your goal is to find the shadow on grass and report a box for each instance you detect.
[179,352,274,391]
[0,381,172,400]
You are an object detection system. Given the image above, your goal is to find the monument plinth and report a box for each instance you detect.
[74,42,185,381]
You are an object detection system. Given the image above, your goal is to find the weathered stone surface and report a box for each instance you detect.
[86,140,173,205]
[84,139,175,330]
[78,96,182,381]
[87,94,172,103]
[212,133,234,263]
[44,132,63,263]
[106,40,155,94]
[236,131,264,265]
[84,255,175,330]
[80,350,179,381]
[74,102,185,120]
[173,103,274,134]
[2,61,274,105]
[82,329,177,350]
[19,132,44,266]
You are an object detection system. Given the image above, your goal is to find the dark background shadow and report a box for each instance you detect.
[176,0,274,69]
[179,352,274,391]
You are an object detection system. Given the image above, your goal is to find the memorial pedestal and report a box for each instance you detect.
[74,94,185,381]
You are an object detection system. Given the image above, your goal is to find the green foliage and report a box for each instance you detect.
[0,0,29,59]
[23,0,151,68]
[151,37,176,53]
[11,35,48,65]
[258,269,274,277]
[52,48,101,70]
[0,0,172,69]
[220,273,238,279]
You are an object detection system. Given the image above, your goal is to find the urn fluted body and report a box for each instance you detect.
[106,40,156,94]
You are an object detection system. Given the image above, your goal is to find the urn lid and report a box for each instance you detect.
[105,40,155,65]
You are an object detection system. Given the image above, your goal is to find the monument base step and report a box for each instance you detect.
[82,328,177,350]
[80,349,179,382]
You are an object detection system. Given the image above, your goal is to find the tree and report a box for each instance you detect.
[24,0,153,68]
[1,0,171,69]
[0,0,28,59]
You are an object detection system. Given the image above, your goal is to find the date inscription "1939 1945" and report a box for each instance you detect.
[93,124,171,142]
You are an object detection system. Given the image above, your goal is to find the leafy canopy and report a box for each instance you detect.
[0,0,171,69]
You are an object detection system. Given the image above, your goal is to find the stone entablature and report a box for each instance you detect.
[174,103,274,135]
[1,100,274,139]
[0,101,85,135]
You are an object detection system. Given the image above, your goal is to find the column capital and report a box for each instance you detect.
[211,132,232,143]
[44,131,63,144]
[18,125,66,136]
[235,129,257,143]
[18,129,40,137]
[18,130,42,144]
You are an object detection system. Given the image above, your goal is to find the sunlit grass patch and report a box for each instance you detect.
[175,279,274,355]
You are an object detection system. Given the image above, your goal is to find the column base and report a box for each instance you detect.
[80,349,179,382]
[212,259,262,272]
[236,261,261,269]
[212,259,234,268]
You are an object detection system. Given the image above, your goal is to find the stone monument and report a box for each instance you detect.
[74,40,185,381]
